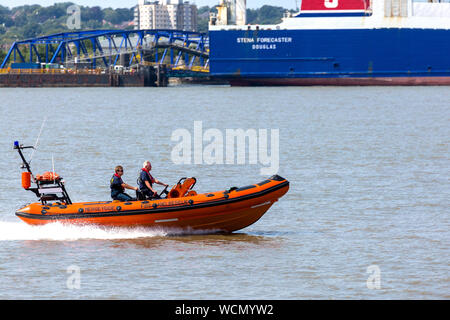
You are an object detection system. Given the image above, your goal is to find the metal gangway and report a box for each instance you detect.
[0,29,209,72]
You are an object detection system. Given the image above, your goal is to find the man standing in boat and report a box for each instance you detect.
[138,160,168,199]
[110,165,138,201]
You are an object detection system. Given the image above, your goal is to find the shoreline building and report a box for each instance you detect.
[134,0,198,32]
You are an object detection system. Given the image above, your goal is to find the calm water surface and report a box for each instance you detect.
[0,86,448,299]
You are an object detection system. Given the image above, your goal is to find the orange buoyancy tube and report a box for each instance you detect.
[168,177,196,198]
[36,171,60,182]
[22,172,31,189]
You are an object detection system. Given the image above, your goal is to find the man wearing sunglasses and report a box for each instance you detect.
[110,165,138,201]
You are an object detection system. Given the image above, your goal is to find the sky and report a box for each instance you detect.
[0,0,299,9]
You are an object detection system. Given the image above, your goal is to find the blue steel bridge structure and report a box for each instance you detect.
[0,29,209,74]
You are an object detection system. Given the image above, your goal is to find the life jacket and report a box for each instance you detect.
[138,168,154,191]
[110,173,124,193]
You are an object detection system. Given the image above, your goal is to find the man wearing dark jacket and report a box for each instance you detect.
[138,161,168,199]
[110,165,138,201]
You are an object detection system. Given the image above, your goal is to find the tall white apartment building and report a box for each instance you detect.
[134,0,198,32]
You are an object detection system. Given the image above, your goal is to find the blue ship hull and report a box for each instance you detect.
[209,28,450,85]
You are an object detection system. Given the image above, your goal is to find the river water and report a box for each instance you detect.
[0,85,448,299]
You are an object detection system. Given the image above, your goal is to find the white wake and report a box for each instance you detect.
[0,220,169,241]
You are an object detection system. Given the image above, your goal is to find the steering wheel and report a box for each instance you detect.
[159,185,169,198]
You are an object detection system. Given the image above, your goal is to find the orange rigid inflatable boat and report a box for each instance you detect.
[14,141,289,233]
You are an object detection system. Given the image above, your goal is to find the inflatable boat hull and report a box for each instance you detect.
[16,175,289,233]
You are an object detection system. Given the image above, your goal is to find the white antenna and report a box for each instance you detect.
[52,155,55,184]
[29,116,47,164]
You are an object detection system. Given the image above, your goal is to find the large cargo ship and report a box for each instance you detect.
[208,0,450,85]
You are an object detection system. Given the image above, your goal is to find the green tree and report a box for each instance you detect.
[36,3,70,23]
[23,23,42,39]
[0,5,9,15]
[103,7,133,25]
[0,49,6,64]
[198,6,211,15]
[81,6,104,22]
[197,6,212,33]
[258,5,285,24]
[114,8,133,24]
[11,10,28,27]
[247,5,285,25]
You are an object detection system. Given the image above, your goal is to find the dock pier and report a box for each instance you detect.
[0,65,168,87]
[0,29,208,88]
